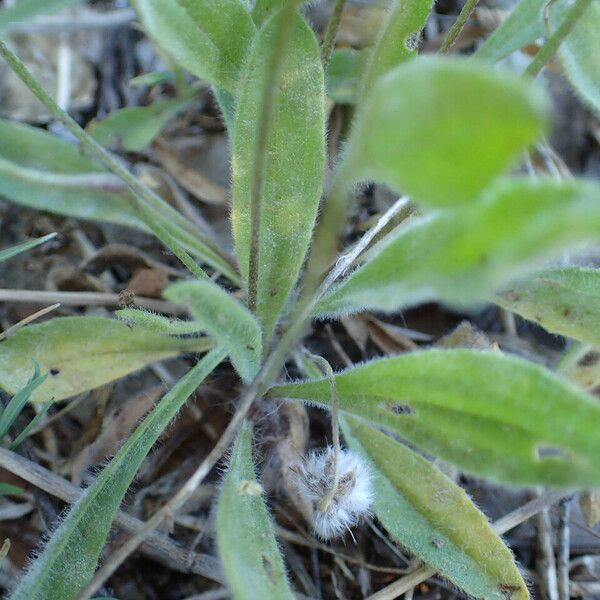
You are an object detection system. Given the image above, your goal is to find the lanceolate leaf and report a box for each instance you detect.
[474,0,546,62]
[358,0,434,102]
[342,416,528,600]
[0,119,239,281]
[87,97,192,152]
[231,9,325,340]
[271,349,600,487]
[216,421,294,600]
[0,233,56,264]
[10,348,225,600]
[317,178,600,317]
[495,267,600,347]
[164,281,262,382]
[252,0,284,26]
[131,0,255,94]
[339,57,547,207]
[327,48,367,105]
[551,0,600,115]
[116,308,204,335]
[0,0,83,34]
[0,317,212,402]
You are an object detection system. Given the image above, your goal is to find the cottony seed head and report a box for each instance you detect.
[291,447,374,540]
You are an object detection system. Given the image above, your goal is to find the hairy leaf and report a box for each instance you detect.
[252,0,284,25]
[131,0,255,93]
[9,348,225,600]
[495,267,600,346]
[116,308,204,335]
[0,0,82,33]
[0,118,238,280]
[272,349,600,486]
[164,281,261,382]
[0,317,212,402]
[358,0,434,101]
[231,10,325,340]
[327,48,367,105]
[318,178,600,317]
[0,233,56,264]
[551,0,600,115]
[87,97,192,151]
[342,417,528,600]
[216,421,294,600]
[340,57,547,207]
[474,0,545,62]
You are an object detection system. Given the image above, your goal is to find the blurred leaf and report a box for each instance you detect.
[0,361,47,439]
[0,233,56,264]
[342,417,528,600]
[10,401,52,449]
[116,308,204,335]
[129,70,175,88]
[340,57,547,207]
[216,421,294,600]
[252,0,284,25]
[0,118,238,281]
[327,48,367,105]
[87,97,192,152]
[164,281,261,382]
[9,348,225,600]
[271,349,600,487]
[474,0,545,62]
[0,0,82,34]
[358,0,434,101]
[0,483,25,496]
[0,316,212,402]
[551,0,600,115]
[495,267,600,347]
[231,10,325,340]
[131,0,255,94]
[318,178,600,317]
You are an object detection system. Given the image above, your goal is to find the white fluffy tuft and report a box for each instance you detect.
[290,447,374,540]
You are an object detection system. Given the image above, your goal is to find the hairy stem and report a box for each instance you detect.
[321,0,348,70]
[439,0,479,53]
[247,1,296,311]
[524,0,592,77]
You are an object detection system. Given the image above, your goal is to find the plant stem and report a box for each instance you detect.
[0,39,239,283]
[321,0,348,70]
[439,0,480,53]
[524,0,592,78]
[247,1,296,312]
[307,354,341,512]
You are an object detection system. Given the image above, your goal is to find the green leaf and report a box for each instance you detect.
[10,401,52,449]
[9,348,225,600]
[552,0,600,115]
[0,118,239,281]
[0,483,25,496]
[116,308,204,335]
[271,349,600,486]
[474,0,546,62]
[164,281,261,383]
[0,233,56,264]
[131,0,255,94]
[495,267,600,347]
[358,0,434,102]
[0,0,83,34]
[87,97,192,152]
[327,48,367,105]
[251,0,284,26]
[342,416,528,600]
[0,361,47,439]
[339,57,548,207]
[318,178,600,317]
[231,10,325,340]
[216,421,294,600]
[0,316,213,402]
